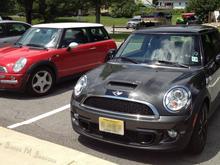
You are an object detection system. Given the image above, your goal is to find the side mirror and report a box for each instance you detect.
[106,49,117,61]
[215,54,220,65]
[67,42,78,51]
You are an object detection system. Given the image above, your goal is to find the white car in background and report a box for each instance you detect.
[0,20,31,47]
[126,16,142,29]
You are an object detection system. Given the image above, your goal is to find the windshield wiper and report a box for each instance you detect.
[13,42,23,48]
[26,43,47,50]
[156,60,189,68]
[114,57,139,64]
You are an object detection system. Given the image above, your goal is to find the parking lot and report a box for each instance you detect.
[0,78,220,165]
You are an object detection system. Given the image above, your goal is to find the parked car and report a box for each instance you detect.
[0,20,31,47]
[141,12,172,27]
[0,23,116,96]
[176,13,201,25]
[71,25,220,154]
[0,16,13,20]
[126,16,142,29]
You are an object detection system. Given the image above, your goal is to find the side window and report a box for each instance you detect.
[7,23,29,36]
[61,28,88,48]
[88,27,109,42]
[201,33,216,64]
[209,31,220,54]
[0,24,5,38]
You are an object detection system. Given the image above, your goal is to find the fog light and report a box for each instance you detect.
[167,130,178,138]
[74,113,79,119]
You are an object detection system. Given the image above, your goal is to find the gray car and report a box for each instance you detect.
[0,20,31,47]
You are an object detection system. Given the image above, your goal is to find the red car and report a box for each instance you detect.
[0,23,116,96]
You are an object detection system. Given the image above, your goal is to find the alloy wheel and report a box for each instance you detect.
[31,70,53,94]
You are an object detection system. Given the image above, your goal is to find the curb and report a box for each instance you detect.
[0,127,117,165]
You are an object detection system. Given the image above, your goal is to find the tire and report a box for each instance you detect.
[26,67,55,96]
[187,104,208,154]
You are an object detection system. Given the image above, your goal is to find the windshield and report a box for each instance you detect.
[16,28,61,48]
[116,33,201,66]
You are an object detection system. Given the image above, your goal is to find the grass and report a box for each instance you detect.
[110,33,130,42]
[11,14,180,26]
[11,15,129,26]
[55,16,129,26]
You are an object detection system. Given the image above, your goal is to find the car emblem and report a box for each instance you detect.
[112,91,123,96]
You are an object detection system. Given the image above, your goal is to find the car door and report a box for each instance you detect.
[202,31,220,113]
[52,28,104,77]
[3,22,30,46]
[86,26,114,63]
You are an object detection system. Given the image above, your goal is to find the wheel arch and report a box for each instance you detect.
[26,60,58,82]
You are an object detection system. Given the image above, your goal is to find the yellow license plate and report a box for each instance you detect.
[99,117,124,135]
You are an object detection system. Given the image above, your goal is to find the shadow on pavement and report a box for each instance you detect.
[78,107,220,165]
[0,77,78,100]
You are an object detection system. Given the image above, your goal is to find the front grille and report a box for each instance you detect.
[83,96,154,116]
[0,66,7,73]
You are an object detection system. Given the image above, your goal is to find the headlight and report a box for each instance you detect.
[74,75,87,97]
[163,86,191,113]
[13,57,27,73]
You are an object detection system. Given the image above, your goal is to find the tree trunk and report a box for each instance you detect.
[95,0,101,23]
[25,9,32,24]
[24,0,34,24]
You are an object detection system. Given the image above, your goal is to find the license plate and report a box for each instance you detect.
[99,117,124,135]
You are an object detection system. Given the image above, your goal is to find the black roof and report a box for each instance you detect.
[135,25,218,34]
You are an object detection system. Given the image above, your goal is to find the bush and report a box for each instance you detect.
[170,9,185,15]
[134,7,156,16]
[110,1,137,18]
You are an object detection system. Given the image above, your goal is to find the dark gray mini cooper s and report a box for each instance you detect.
[70,25,220,154]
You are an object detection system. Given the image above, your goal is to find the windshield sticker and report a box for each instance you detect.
[36,29,40,32]
[192,56,199,63]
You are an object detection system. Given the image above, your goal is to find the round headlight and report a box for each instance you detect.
[13,57,27,73]
[74,75,87,97]
[163,86,191,113]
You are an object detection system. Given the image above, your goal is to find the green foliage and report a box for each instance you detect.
[110,0,137,18]
[134,7,156,16]
[187,0,220,21]
[170,9,185,15]
[0,0,15,15]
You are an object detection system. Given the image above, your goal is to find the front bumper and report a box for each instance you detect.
[71,100,194,151]
[0,73,26,90]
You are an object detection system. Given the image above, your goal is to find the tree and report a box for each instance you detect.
[110,0,137,18]
[17,0,35,24]
[187,0,220,22]
[0,0,15,15]
[88,0,111,23]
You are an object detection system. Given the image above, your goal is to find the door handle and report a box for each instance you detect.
[89,47,96,50]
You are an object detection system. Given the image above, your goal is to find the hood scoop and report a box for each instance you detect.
[107,81,138,90]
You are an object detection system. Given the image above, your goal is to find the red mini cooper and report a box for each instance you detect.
[0,23,116,96]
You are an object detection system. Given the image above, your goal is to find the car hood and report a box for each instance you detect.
[0,46,49,64]
[84,62,203,115]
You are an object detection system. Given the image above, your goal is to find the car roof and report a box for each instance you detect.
[32,22,103,29]
[135,25,218,34]
[0,20,31,26]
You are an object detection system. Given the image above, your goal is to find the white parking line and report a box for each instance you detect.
[7,104,70,129]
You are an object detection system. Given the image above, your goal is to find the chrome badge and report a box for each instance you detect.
[112,90,123,96]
